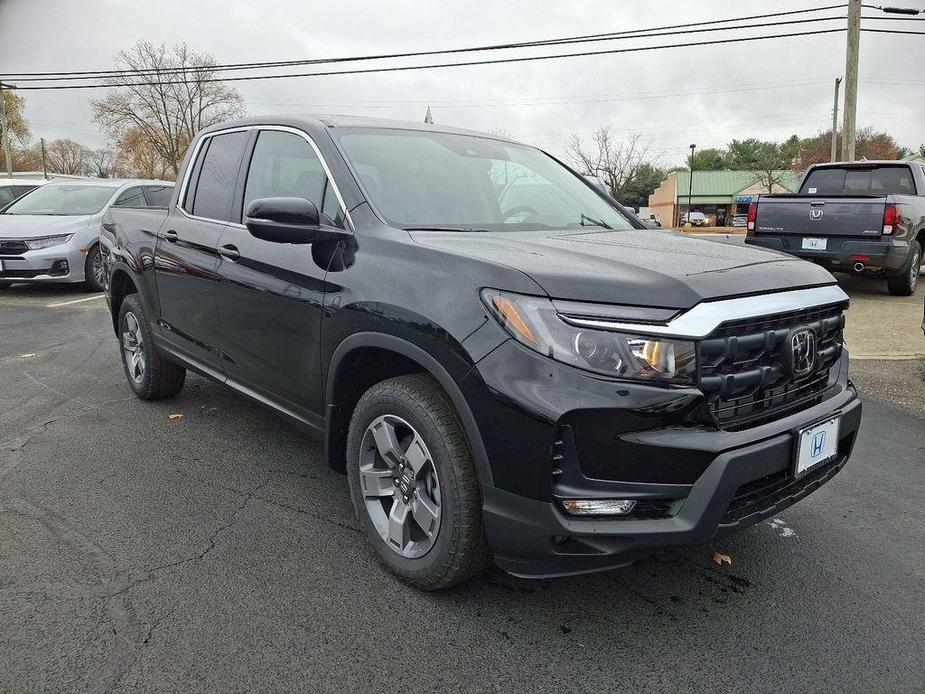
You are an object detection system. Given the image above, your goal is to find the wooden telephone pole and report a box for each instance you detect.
[840,0,861,161]
[830,77,842,162]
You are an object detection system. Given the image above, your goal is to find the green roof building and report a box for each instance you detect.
[648,169,802,227]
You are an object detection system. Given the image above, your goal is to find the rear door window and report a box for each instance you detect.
[801,166,916,195]
[190,131,248,222]
[144,185,173,208]
[113,187,147,208]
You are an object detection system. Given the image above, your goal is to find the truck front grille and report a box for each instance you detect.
[697,303,846,430]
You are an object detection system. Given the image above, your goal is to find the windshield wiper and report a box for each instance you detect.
[403,226,490,232]
[579,213,611,229]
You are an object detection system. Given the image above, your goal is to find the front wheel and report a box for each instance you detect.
[887,240,921,296]
[118,294,186,400]
[84,244,106,292]
[346,374,490,590]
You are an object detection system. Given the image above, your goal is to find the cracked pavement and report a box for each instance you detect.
[1,284,924,693]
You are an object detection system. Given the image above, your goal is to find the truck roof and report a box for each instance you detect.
[199,114,522,145]
[808,160,918,169]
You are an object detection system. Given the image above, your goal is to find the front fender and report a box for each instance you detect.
[324,330,495,488]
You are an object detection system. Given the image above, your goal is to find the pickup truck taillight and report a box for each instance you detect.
[746,201,758,231]
[882,202,901,235]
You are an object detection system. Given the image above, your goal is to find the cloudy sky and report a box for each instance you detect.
[1,0,922,167]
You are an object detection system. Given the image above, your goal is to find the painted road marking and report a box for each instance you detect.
[46,295,106,308]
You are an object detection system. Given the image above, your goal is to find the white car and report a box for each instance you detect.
[0,179,173,291]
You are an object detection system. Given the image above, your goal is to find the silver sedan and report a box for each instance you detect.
[0,179,173,291]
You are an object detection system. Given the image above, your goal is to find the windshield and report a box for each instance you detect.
[335,128,634,231]
[3,184,118,216]
[800,165,917,196]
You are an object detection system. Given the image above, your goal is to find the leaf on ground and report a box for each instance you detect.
[712,551,732,567]
[20,353,36,358]
[168,413,184,421]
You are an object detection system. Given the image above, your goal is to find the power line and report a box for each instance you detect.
[1,5,850,81]
[6,28,849,92]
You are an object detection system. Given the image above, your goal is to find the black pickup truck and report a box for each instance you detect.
[745,161,925,295]
[100,116,862,589]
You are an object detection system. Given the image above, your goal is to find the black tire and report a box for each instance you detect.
[118,294,186,400]
[83,243,106,292]
[887,240,921,296]
[346,374,491,590]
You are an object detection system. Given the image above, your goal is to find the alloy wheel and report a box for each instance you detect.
[122,311,146,384]
[91,249,106,289]
[358,414,442,558]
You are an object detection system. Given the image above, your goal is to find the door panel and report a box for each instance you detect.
[214,226,331,420]
[154,215,226,368]
[213,128,349,421]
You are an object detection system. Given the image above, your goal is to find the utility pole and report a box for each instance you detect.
[0,82,13,176]
[831,77,842,162]
[40,138,48,179]
[840,0,861,161]
[685,143,695,226]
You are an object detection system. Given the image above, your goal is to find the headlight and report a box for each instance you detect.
[25,234,73,250]
[481,289,696,383]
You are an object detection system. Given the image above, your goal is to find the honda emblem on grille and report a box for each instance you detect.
[810,209,823,220]
[788,328,817,377]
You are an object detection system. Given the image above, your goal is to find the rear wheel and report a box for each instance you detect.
[346,374,490,590]
[887,240,921,296]
[118,294,186,399]
[84,244,106,292]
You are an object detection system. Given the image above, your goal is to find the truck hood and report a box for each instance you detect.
[0,215,93,239]
[409,228,836,309]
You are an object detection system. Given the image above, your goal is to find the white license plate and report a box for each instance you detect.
[795,417,840,476]
[802,237,827,251]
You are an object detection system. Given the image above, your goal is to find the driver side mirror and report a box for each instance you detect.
[244,197,348,244]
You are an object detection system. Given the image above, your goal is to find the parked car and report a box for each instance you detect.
[730,214,748,228]
[0,179,173,290]
[103,116,861,589]
[745,161,925,295]
[0,177,46,209]
[643,214,662,228]
[687,211,707,227]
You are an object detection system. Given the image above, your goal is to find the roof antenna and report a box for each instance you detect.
[424,106,433,124]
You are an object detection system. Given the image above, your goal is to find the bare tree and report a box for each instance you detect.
[749,142,790,193]
[114,126,174,180]
[92,42,245,177]
[87,147,129,178]
[43,138,91,175]
[566,127,655,199]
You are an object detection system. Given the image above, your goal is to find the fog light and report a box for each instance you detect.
[50,260,69,275]
[561,499,637,516]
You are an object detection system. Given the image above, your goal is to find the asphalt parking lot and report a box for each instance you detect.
[2,283,924,693]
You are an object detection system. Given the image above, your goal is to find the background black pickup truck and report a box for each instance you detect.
[746,161,925,295]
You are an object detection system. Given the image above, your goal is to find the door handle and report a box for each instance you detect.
[218,244,240,261]
[163,229,179,242]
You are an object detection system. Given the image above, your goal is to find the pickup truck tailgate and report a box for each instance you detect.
[755,195,885,238]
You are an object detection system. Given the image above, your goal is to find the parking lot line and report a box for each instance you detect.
[46,295,107,308]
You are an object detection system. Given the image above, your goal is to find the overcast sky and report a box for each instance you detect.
[1,0,922,167]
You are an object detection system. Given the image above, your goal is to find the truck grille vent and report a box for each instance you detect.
[698,303,845,430]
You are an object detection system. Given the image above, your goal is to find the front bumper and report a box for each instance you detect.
[464,337,862,579]
[0,240,89,284]
[484,391,860,578]
[745,235,909,273]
